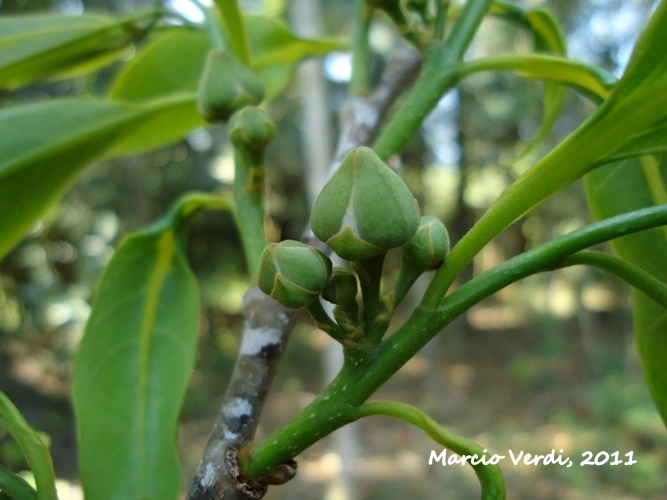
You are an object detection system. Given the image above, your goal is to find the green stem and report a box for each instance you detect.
[240,343,375,476]
[214,0,251,66]
[240,204,667,477]
[559,251,667,309]
[233,148,267,277]
[384,205,667,372]
[434,1,449,40]
[306,300,347,340]
[372,0,494,159]
[350,0,373,95]
[392,259,425,308]
[357,401,506,499]
[355,254,388,343]
[190,0,226,49]
[418,115,605,310]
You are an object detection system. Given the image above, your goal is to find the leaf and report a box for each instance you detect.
[0,391,57,500]
[0,463,38,500]
[0,94,204,259]
[458,54,615,102]
[585,156,667,426]
[108,29,211,103]
[72,193,231,500]
[109,17,345,103]
[490,2,568,154]
[245,15,343,70]
[0,9,162,89]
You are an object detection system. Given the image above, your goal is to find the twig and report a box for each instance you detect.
[187,287,296,499]
[187,47,422,499]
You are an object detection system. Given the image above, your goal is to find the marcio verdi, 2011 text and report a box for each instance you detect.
[429,449,638,468]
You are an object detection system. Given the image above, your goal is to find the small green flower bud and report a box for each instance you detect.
[197,49,265,123]
[258,240,332,309]
[400,215,450,270]
[311,147,420,261]
[321,267,358,305]
[229,106,277,149]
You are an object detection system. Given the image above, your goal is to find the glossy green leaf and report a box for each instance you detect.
[489,2,568,153]
[0,391,57,500]
[458,54,615,102]
[0,9,162,89]
[109,17,344,103]
[72,193,230,500]
[585,156,667,426]
[0,95,200,259]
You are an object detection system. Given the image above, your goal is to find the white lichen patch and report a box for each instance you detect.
[201,463,218,487]
[240,327,282,355]
[223,397,253,419]
[223,429,240,442]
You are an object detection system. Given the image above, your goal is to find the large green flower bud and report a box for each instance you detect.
[258,240,332,309]
[321,267,358,305]
[311,147,420,261]
[197,49,265,123]
[400,216,450,270]
[229,106,277,149]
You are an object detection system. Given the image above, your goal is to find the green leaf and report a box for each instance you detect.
[458,54,615,102]
[109,17,344,103]
[490,2,568,154]
[108,94,201,155]
[0,463,38,500]
[0,95,200,259]
[0,391,57,500]
[0,9,162,89]
[585,156,667,426]
[108,29,211,103]
[72,193,230,500]
[245,15,343,70]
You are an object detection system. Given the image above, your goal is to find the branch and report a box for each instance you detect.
[187,47,422,500]
[187,287,297,499]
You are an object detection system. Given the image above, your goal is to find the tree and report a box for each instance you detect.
[1,0,667,498]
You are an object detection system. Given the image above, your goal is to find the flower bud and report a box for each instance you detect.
[258,240,332,309]
[321,267,358,305]
[311,147,420,261]
[197,49,264,123]
[400,215,450,270]
[229,106,276,149]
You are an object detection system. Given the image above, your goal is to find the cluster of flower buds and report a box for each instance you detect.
[257,147,450,343]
